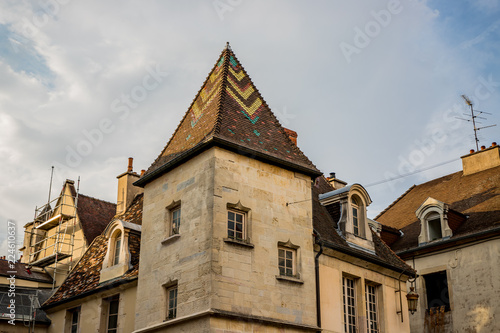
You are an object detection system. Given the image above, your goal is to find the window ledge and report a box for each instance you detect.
[275,275,304,284]
[223,238,254,248]
[161,234,180,245]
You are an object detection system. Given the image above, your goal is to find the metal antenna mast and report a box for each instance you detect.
[459,95,496,151]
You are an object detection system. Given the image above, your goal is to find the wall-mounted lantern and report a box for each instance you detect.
[406,287,419,314]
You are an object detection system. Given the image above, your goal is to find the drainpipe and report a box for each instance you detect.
[313,229,323,332]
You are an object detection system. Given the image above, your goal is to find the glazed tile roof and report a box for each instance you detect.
[376,165,500,253]
[313,177,414,274]
[43,195,142,308]
[136,45,321,186]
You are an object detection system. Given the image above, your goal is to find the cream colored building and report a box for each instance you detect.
[3,45,417,333]
[377,144,500,332]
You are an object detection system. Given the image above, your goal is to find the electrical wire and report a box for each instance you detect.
[365,158,459,188]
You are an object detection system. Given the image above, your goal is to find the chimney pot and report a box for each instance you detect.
[329,172,336,179]
[492,142,497,147]
[470,149,475,154]
[141,169,146,176]
[481,145,486,150]
[128,157,133,172]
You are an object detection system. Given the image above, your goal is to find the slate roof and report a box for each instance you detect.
[376,165,500,253]
[0,260,52,283]
[43,194,142,309]
[313,177,415,274]
[136,44,321,187]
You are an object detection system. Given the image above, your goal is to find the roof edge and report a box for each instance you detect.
[135,138,322,187]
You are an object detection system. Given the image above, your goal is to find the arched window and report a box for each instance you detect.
[113,231,122,266]
[351,196,360,236]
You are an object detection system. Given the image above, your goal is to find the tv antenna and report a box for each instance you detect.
[457,95,496,151]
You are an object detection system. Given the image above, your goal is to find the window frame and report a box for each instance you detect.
[352,204,359,236]
[106,294,120,333]
[278,246,296,278]
[227,209,246,241]
[365,283,380,333]
[112,232,121,266]
[67,306,80,333]
[342,276,357,333]
[427,216,443,241]
[166,286,178,320]
[171,207,181,236]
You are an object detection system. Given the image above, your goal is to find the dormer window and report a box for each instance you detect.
[319,184,375,253]
[100,220,141,283]
[113,231,122,266]
[416,198,454,245]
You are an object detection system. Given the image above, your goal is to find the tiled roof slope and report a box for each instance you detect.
[138,45,320,186]
[67,182,117,245]
[0,260,52,283]
[77,194,117,245]
[115,193,143,225]
[377,165,500,252]
[313,177,414,274]
[43,233,140,308]
[43,196,142,308]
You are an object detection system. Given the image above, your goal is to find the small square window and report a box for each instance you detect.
[278,247,296,277]
[171,208,181,235]
[227,210,245,241]
[166,286,178,320]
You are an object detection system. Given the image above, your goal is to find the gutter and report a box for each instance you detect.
[396,226,500,258]
[42,275,138,310]
[313,229,323,332]
[321,239,416,277]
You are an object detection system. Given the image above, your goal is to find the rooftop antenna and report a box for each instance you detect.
[458,95,496,151]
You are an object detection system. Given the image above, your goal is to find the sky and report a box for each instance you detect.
[1,0,499,256]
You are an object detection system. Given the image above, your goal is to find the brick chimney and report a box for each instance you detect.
[283,128,298,145]
[326,172,347,190]
[116,157,143,215]
[461,142,500,176]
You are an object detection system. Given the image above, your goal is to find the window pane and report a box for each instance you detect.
[228,211,234,220]
[236,214,242,223]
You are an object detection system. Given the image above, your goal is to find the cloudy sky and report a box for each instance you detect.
[1,0,499,255]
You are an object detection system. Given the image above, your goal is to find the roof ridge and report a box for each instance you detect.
[375,184,416,220]
[213,47,231,135]
[78,193,116,206]
[146,47,228,171]
[213,48,319,171]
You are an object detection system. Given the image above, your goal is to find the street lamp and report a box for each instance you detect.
[406,287,419,314]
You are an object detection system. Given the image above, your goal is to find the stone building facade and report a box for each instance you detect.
[376,144,500,332]
[2,45,416,333]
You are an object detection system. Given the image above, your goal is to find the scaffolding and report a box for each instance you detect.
[26,180,80,289]
[0,289,43,332]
